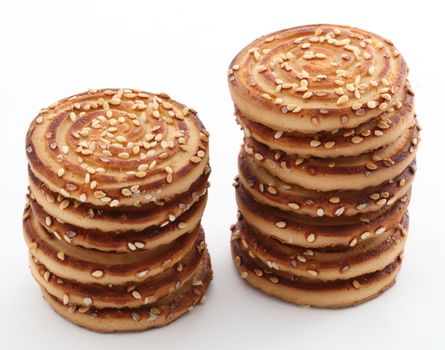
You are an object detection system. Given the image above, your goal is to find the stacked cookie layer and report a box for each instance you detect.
[24,89,212,332]
[228,25,419,308]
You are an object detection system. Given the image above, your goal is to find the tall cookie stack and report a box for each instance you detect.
[228,25,419,308]
[24,89,212,332]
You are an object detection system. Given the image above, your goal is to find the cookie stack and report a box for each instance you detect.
[228,25,419,308]
[23,89,212,332]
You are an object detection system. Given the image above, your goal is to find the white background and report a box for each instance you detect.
[1,0,444,349]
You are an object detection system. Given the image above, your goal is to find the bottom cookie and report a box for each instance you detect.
[231,235,401,308]
[39,251,212,333]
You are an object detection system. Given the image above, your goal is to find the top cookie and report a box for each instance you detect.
[228,24,408,133]
[26,89,210,207]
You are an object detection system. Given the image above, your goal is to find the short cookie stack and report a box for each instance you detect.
[228,25,419,308]
[24,89,212,332]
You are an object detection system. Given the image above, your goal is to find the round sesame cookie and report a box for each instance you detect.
[228,24,408,133]
[28,166,210,233]
[29,189,208,253]
[233,214,407,281]
[231,233,401,308]
[237,149,415,218]
[235,182,410,248]
[244,121,419,192]
[24,206,205,286]
[235,86,414,158]
[29,246,209,310]
[39,250,212,332]
[26,88,210,208]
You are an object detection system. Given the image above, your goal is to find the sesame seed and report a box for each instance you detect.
[83,297,93,306]
[118,152,130,159]
[366,163,378,170]
[275,221,287,228]
[240,271,248,279]
[45,216,52,226]
[349,238,358,247]
[374,130,384,136]
[91,270,104,278]
[269,276,279,284]
[335,207,345,216]
[274,131,283,139]
[337,95,349,105]
[138,164,149,171]
[254,269,263,277]
[351,136,363,144]
[361,231,370,240]
[375,227,386,235]
[63,294,70,305]
[307,270,319,277]
[352,280,361,289]
[256,65,268,73]
[302,91,313,99]
[132,291,142,299]
[267,186,277,195]
[190,156,201,163]
[43,271,50,282]
[352,102,362,111]
[79,193,87,202]
[367,101,379,109]
[324,141,335,149]
[329,197,340,204]
[310,140,321,147]
[316,208,324,216]
[254,153,264,161]
[288,202,300,210]
[135,171,147,178]
[307,233,315,243]
[57,251,65,261]
[57,168,65,177]
[370,193,380,200]
[381,93,392,101]
[292,255,305,265]
[94,191,106,198]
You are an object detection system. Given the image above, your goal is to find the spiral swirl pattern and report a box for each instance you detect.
[229,24,408,133]
[26,89,209,207]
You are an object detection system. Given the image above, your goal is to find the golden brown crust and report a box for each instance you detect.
[228,24,409,133]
